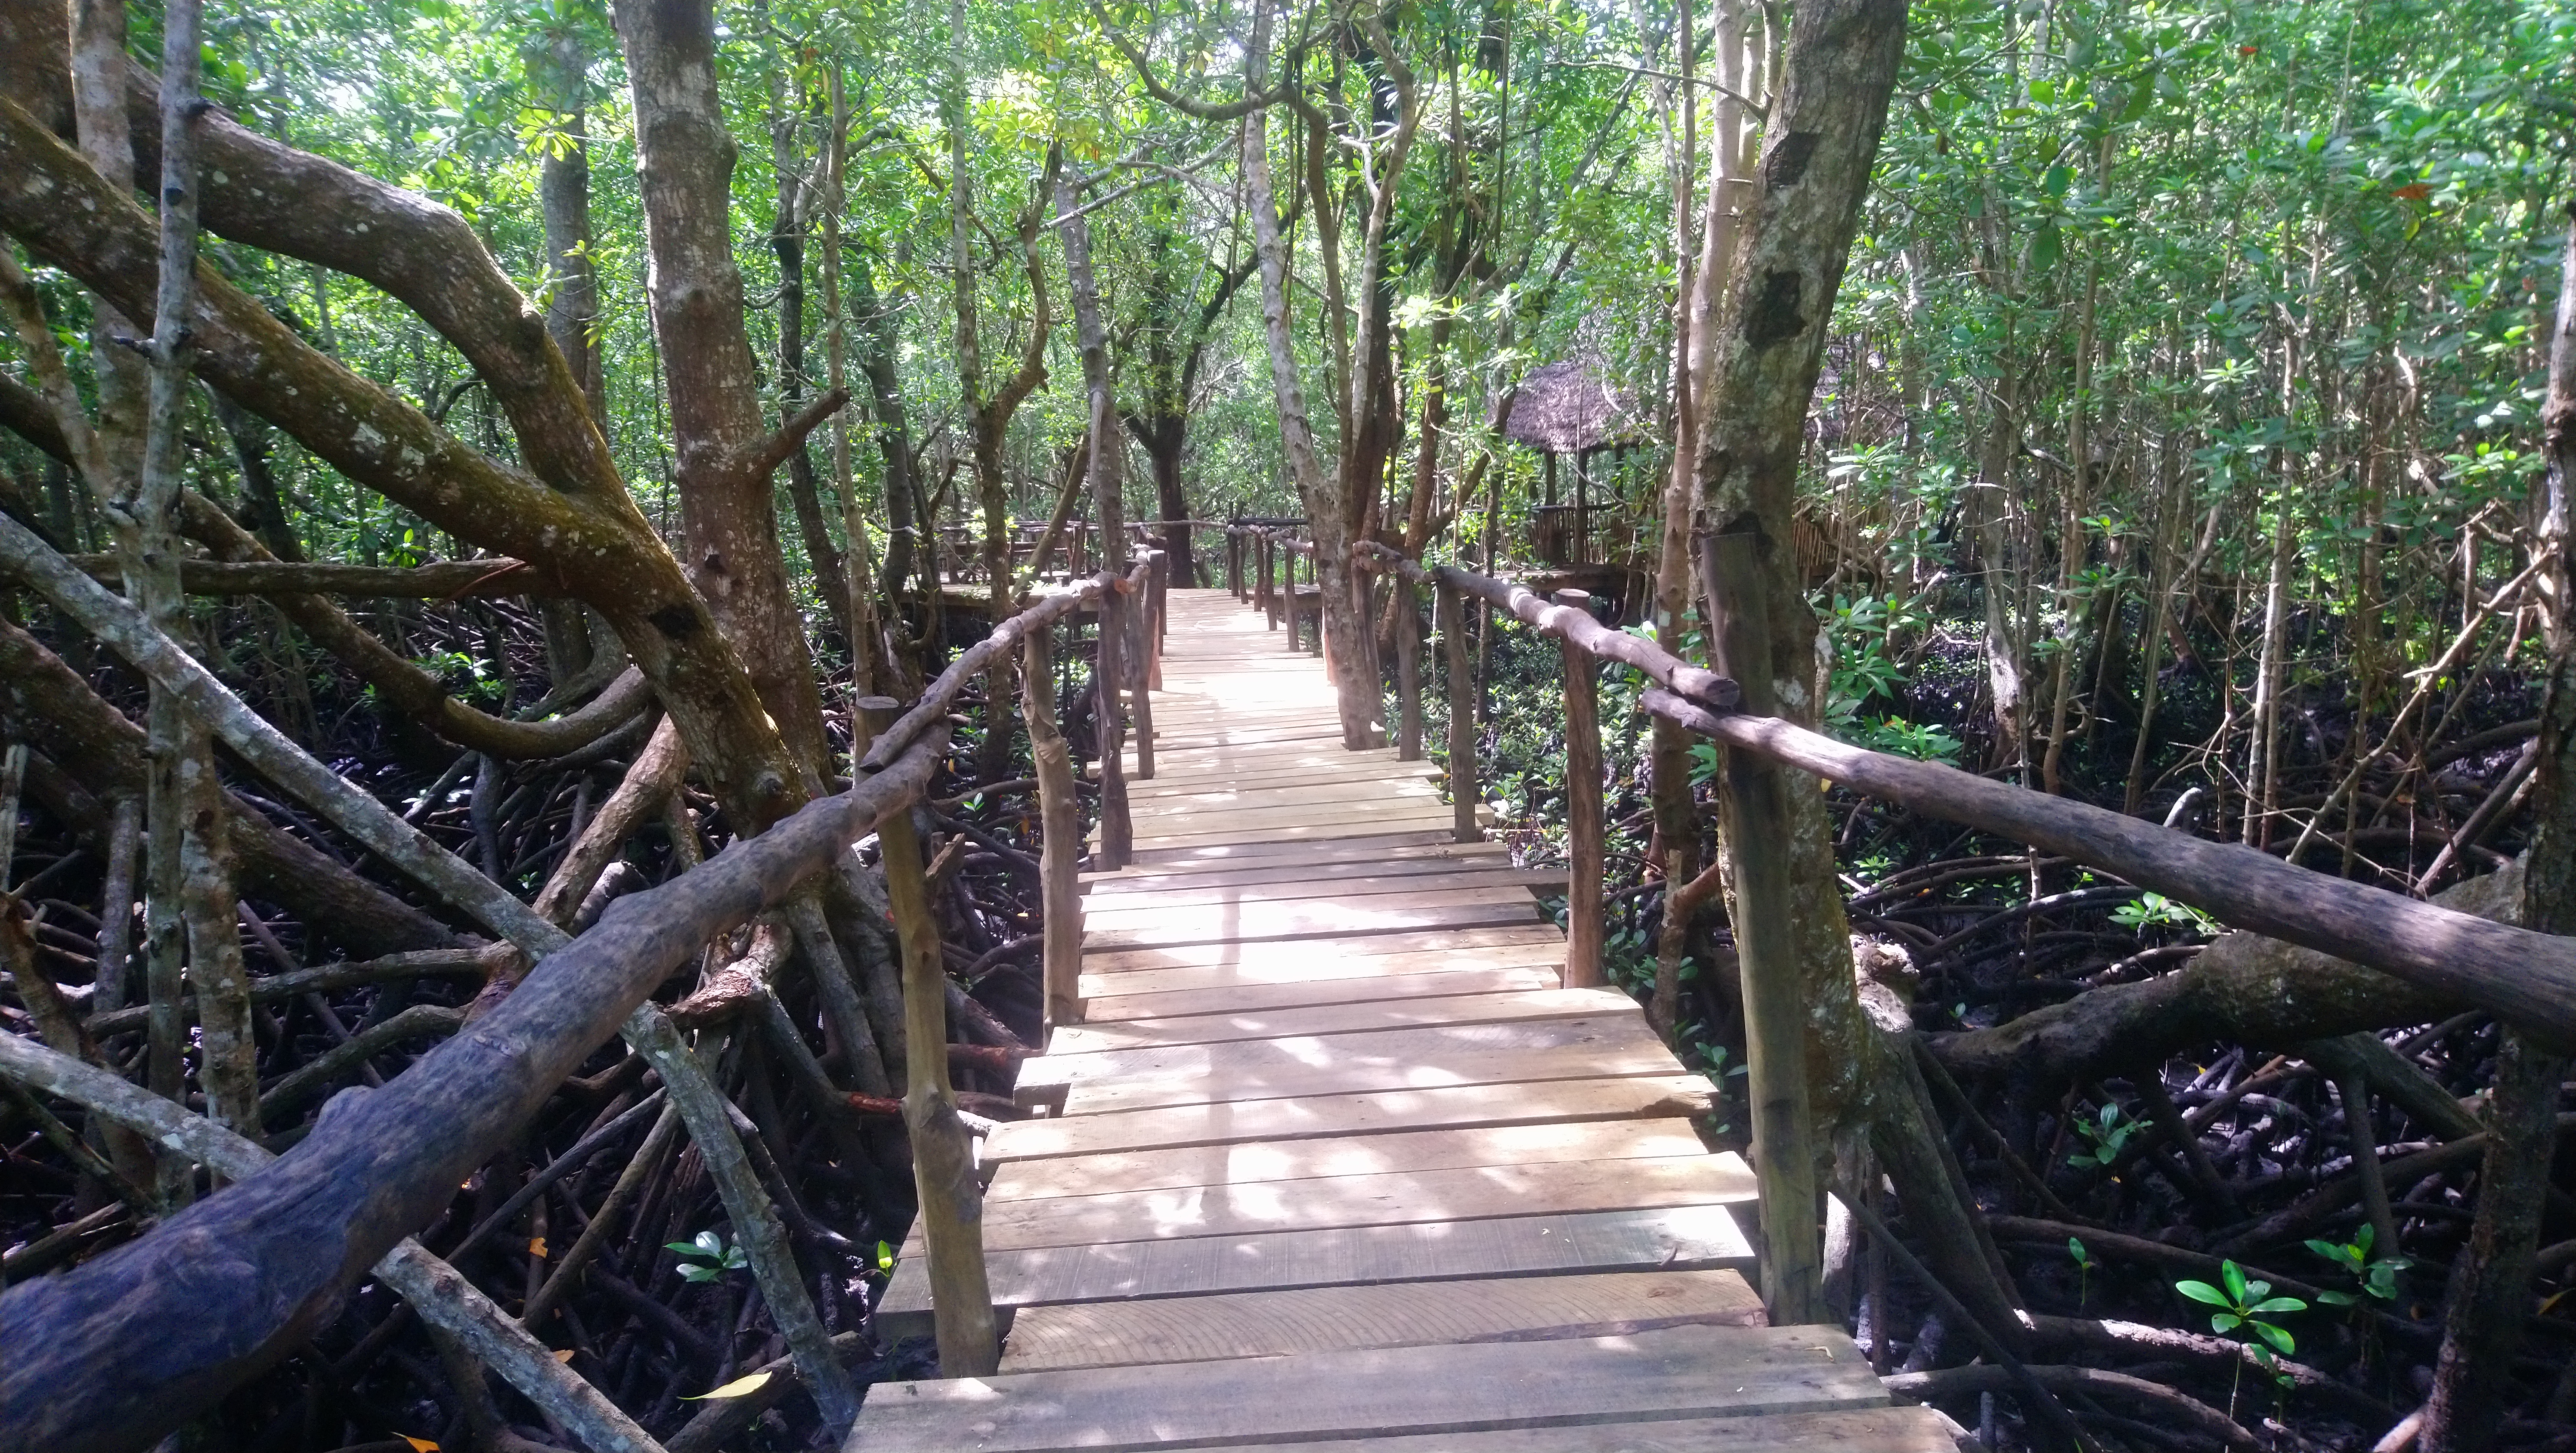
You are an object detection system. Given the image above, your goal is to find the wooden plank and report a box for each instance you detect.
[1042,987,1634,1055]
[997,1270,1766,1372]
[1084,881,1538,923]
[1081,965,1565,1023]
[983,1074,1715,1162]
[1128,797,1461,831]
[1131,1409,1962,1453]
[1082,917,1556,974]
[1080,896,1545,952]
[848,1323,1874,1453]
[1047,1014,1678,1116]
[1127,817,1461,853]
[877,1205,1758,1335]
[1083,838,1507,884]
[1123,779,1449,811]
[1085,859,1534,901]
[969,1153,1757,1252]
[985,1121,1714,1203]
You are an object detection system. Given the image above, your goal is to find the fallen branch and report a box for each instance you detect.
[0,1031,661,1453]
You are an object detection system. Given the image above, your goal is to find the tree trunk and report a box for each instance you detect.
[1690,0,1910,1327]
[613,0,830,784]
[769,71,850,652]
[2419,198,2576,1453]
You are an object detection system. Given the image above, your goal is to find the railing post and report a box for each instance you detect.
[1128,564,1157,780]
[1554,588,1604,989]
[1305,548,1322,660]
[1148,549,1168,685]
[1441,581,1481,843]
[1018,623,1082,1030]
[1260,536,1278,627]
[1395,572,1422,761]
[857,696,998,1378]
[1281,549,1300,652]
[1697,528,1826,1327]
[1094,587,1131,870]
[1228,530,1243,600]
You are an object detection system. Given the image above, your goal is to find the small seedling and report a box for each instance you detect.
[666,1229,749,1283]
[2304,1224,2412,1307]
[2111,891,2219,936]
[2176,1260,2306,1416]
[2066,1101,2141,1170]
[2067,1237,2096,1311]
[876,1240,897,1273]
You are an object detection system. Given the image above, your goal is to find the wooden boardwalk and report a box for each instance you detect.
[859,589,1948,1452]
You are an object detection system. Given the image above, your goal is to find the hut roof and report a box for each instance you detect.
[1499,359,1639,454]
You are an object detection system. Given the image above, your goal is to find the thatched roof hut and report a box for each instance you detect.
[1499,359,1639,455]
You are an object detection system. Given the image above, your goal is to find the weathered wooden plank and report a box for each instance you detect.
[969,1153,1757,1252]
[877,1205,1758,1337]
[1048,1015,1681,1116]
[996,1269,1766,1372]
[1126,819,1464,853]
[1080,896,1545,952]
[1117,1408,1963,1453]
[1080,964,1565,1023]
[1085,859,1534,902]
[985,1121,1713,1203]
[1081,923,1564,978]
[1127,799,1464,835]
[848,1323,1872,1453]
[1082,881,1538,927]
[1082,838,1508,884]
[983,1074,1715,1163]
[1042,987,1633,1056]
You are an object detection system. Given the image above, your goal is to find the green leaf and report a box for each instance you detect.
[2068,1237,2091,1266]
[2251,1321,2297,1355]
[2175,1280,2230,1307]
[2222,1260,2249,1303]
[2249,1296,2307,1315]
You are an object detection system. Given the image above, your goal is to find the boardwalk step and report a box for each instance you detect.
[996,1268,1766,1371]
[957,1152,1757,1252]
[1041,986,1635,1056]
[983,1074,1716,1162]
[1081,964,1565,1023]
[874,1203,1755,1339]
[848,1323,1886,1453]
[985,1121,1717,1203]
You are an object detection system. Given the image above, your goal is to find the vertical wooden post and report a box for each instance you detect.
[1261,536,1278,627]
[1305,549,1322,660]
[1282,552,1301,652]
[857,698,998,1377]
[1228,530,1243,600]
[1147,549,1167,689]
[1697,529,1826,1327]
[1128,569,1157,781]
[1019,624,1082,1030]
[1554,589,1604,988]
[1395,574,1423,761]
[1094,590,1131,870]
[1441,582,1480,843]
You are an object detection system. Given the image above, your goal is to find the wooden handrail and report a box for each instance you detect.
[1347,541,2576,1043]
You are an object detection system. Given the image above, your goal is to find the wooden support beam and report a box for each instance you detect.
[1556,590,1604,989]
